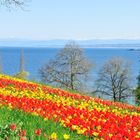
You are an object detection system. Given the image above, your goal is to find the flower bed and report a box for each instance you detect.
[0,74,140,140]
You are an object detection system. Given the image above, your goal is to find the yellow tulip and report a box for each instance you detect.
[51,132,57,139]
[63,134,70,140]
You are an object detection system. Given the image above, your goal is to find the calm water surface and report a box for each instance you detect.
[0,47,139,104]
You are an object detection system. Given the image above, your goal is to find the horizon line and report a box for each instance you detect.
[1,38,140,41]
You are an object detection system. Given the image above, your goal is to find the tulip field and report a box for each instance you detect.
[0,74,140,140]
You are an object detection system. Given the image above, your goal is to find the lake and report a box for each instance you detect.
[0,47,139,104]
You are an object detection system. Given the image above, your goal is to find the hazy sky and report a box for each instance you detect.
[0,0,140,40]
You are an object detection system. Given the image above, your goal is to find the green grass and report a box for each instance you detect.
[0,107,92,140]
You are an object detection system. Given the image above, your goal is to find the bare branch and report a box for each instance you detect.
[39,42,92,91]
[96,57,132,102]
[0,0,30,9]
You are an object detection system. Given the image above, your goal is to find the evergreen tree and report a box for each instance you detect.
[135,73,140,106]
[137,73,140,86]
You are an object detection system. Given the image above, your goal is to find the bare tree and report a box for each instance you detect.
[0,0,29,8]
[40,42,92,91]
[95,57,132,102]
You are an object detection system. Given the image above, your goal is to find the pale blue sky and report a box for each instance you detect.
[0,0,140,40]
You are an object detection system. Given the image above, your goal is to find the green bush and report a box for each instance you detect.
[135,86,140,106]
[14,70,29,80]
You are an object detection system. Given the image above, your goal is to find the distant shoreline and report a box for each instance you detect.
[1,39,140,48]
[0,45,140,50]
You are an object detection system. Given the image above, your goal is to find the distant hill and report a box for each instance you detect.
[0,39,140,48]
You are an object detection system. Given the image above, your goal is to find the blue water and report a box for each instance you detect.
[0,47,139,88]
[0,46,139,104]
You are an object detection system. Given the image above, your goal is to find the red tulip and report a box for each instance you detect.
[9,123,16,131]
[35,129,42,136]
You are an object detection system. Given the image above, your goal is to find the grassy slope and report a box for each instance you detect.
[0,107,92,140]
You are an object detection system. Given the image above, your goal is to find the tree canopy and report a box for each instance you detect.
[134,73,140,106]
